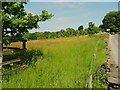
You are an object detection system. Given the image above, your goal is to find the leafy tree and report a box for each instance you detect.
[80,30,88,35]
[66,28,76,36]
[2,2,54,47]
[101,11,120,33]
[43,32,54,39]
[75,30,80,36]
[88,22,94,28]
[78,25,83,31]
[99,24,104,32]
[50,32,57,39]
[85,22,102,35]
[23,32,33,40]
[56,29,66,37]
[87,22,95,34]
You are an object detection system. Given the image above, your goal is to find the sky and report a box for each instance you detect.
[24,1,118,33]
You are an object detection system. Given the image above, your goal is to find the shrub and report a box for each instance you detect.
[20,48,43,65]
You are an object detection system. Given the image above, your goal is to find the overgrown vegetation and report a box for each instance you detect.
[2,34,108,88]
[2,48,43,74]
[23,22,103,40]
[2,2,54,46]
[2,2,115,89]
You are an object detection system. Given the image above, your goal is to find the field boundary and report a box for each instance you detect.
[86,37,101,88]
[2,65,28,76]
[0,58,21,66]
[0,58,21,76]
[2,47,26,76]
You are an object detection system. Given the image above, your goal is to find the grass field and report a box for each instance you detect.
[2,34,108,88]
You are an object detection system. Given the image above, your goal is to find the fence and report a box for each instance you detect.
[86,37,101,88]
[1,47,27,76]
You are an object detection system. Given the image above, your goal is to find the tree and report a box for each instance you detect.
[87,22,95,34]
[78,25,83,31]
[101,11,120,33]
[99,24,104,32]
[85,22,101,35]
[23,32,33,40]
[57,29,66,37]
[2,2,54,47]
[43,32,51,39]
[66,28,76,36]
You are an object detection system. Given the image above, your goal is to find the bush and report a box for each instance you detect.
[93,63,108,88]
[20,49,43,65]
[3,48,43,72]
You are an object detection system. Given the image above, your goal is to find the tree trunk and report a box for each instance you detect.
[22,41,26,50]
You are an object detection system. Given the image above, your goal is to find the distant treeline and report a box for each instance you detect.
[23,22,103,40]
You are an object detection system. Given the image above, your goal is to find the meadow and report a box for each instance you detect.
[2,34,108,88]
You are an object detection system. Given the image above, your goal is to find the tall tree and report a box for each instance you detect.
[2,2,54,46]
[101,11,120,33]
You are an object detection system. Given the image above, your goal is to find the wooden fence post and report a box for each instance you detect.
[22,40,27,50]
[88,74,92,89]
[87,38,101,89]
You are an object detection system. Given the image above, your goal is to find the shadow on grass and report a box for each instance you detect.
[3,48,43,72]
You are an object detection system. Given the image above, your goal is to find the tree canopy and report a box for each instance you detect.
[78,25,83,31]
[2,2,54,45]
[23,22,103,41]
[101,11,120,33]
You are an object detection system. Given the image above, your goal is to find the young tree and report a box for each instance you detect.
[2,2,54,48]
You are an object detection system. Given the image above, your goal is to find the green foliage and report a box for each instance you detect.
[78,25,84,31]
[85,22,102,35]
[92,37,108,88]
[93,63,108,88]
[2,2,54,45]
[66,28,76,36]
[3,48,43,73]
[20,48,43,65]
[99,25,105,32]
[40,10,54,22]
[101,11,120,33]
[87,22,95,34]
[2,34,107,88]
[23,23,102,41]
[3,36,11,46]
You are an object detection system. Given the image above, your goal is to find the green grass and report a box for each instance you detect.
[2,34,108,88]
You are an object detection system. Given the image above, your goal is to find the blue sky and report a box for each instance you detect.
[24,2,118,33]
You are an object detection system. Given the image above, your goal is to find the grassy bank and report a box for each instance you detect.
[2,34,108,88]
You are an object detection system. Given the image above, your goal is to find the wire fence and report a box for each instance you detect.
[86,36,101,88]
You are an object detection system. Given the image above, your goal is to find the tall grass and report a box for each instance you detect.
[2,34,108,88]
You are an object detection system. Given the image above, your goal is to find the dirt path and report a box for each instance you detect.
[108,34,119,66]
[107,34,120,89]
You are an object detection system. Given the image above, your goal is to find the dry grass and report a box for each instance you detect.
[9,35,89,49]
